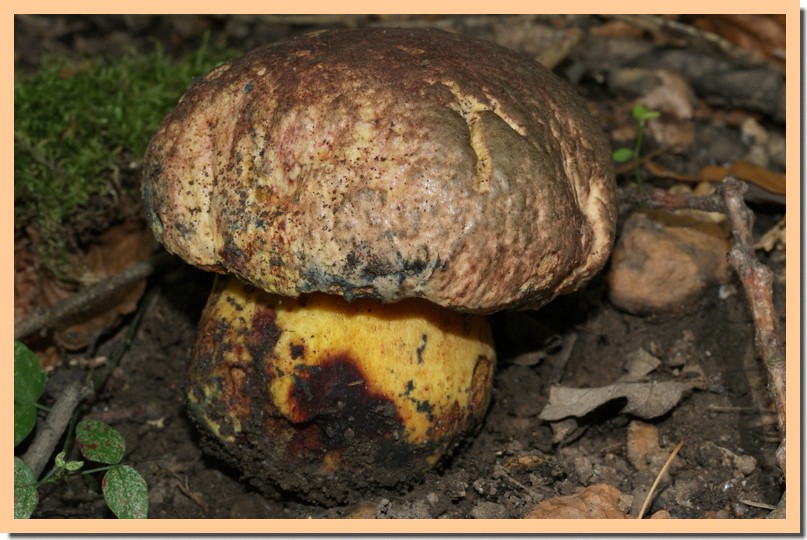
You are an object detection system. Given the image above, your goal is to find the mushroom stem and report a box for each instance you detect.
[187,275,495,505]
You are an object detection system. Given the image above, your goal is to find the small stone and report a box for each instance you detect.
[471,501,509,519]
[440,471,470,500]
[607,210,731,314]
[626,421,662,471]
[734,454,758,476]
[344,501,378,519]
[650,509,671,518]
[573,455,593,483]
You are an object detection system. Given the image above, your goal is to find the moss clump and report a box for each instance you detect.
[14,38,237,279]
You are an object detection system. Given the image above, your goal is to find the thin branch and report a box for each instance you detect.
[638,439,685,519]
[22,380,94,479]
[14,251,176,340]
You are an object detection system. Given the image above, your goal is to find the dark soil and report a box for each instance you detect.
[15,14,786,519]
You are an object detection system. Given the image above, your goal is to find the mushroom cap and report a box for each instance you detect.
[143,27,617,313]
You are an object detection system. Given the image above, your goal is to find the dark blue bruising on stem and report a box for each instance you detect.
[416,334,428,364]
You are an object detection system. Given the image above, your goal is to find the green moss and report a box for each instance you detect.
[14,37,238,278]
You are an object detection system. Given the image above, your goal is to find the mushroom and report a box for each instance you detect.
[142,27,617,504]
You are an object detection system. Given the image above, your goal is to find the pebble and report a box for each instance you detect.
[626,421,663,471]
[607,210,731,314]
[471,501,509,519]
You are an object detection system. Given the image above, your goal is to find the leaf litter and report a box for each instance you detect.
[539,348,705,422]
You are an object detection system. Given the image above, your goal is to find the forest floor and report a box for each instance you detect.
[14,14,788,521]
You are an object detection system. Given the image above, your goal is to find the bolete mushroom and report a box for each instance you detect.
[142,27,616,505]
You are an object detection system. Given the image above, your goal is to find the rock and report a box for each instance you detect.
[607,210,731,314]
[344,501,378,519]
[695,441,758,477]
[471,501,509,519]
[378,498,432,519]
[626,421,664,471]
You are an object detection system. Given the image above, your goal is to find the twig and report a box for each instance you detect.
[493,464,543,501]
[721,183,786,470]
[549,332,578,385]
[739,498,778,511]
[624,176,787,515]
[707,404,776,415]
[21,380,94,479]
[14,251,176,340]
[638,439,685,519]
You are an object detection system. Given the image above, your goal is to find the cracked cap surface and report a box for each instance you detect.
[143,27,617,313]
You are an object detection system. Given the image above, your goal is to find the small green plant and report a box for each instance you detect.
[612,104,660,191]
[13,341,148,519]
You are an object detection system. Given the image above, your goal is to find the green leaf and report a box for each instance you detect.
[631,103,648,119]
[76,420,125,465]
[14,402,37,447]
[632,103,660,121]
[14,458,38,519]
[53,451,83,472]
[64,460,85,472]
[612,147,635,163]
[14,341,46,405]
[103,465,148,519]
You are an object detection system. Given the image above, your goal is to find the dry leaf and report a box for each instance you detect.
[53,220,156,349]
[539,379,694,421]
[540,351,696,422]
[525,483,627,519]
[640,70,695,120]
[689,15,785,67]
[698,160,786,195]
[15,219,157,351]
[14,245,40,322]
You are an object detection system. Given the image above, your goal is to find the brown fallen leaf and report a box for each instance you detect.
[539,350,697,421]
[688,15,785,68]
[539,379,694,422]
[14,244,40,322]
[16,219,157,351]
[644,159,786,199]
[698,160,786,195]
[525,483,626,519]
[639,70,695,120]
